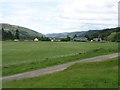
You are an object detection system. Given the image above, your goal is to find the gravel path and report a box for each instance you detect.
[1,53,119,82]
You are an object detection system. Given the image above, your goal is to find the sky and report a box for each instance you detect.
[0,0,119,34]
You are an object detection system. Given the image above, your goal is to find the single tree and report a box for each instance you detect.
[2,28,4,40]
[67,35,71,41]
[15,29,19,39]
[8,31,14,40]
[73,34,77,39]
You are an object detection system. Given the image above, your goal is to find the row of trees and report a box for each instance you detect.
[61,35,71,41]
[36,36,51,41]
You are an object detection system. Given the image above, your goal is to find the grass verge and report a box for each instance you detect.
[3,57,118,88]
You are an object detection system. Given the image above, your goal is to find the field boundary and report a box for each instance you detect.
[2,48,107,66]
[1,53,119,82]
[3,52,84,66]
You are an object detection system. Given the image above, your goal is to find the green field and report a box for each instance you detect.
[3,58,118,88]
[2,41,119,76]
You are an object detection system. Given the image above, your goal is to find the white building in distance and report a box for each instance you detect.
[34,38,39,42]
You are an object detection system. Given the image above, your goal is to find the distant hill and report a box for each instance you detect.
[1,23,44,40]
[93,27,120,36]
[46,27,120,39]
[46,31,87,38]
[91,27,120,41]
[46,30,99,38]
[46,33,68,38]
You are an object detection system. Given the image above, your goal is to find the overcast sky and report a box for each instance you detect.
[0,0,119,34]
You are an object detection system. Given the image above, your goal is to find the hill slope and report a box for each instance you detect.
[1,23,44,40]
[46,27,120,38]
[46,30,99,38]
[46,31,86,38]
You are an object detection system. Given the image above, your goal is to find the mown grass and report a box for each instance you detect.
[2,41,119,76]
[3,58,118,88]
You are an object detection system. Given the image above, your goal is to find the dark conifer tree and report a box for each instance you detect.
[2,28,4,40]
[15,29,19,39]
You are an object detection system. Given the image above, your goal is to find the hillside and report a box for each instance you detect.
[46,30,99,38]
[46,27,120,38]
[46,31,86,38]
[1,23,44,40]
[85,27,120,41]
[46,32,68,38]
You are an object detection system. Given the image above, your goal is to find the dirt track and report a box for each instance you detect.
[1,53,119,82]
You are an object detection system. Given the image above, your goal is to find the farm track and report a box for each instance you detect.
[1,53,119,82]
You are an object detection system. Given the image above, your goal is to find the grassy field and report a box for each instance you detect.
[2,41,119,76]
[3,57,118,88]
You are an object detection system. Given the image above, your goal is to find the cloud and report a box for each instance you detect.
[0,0,119,34]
